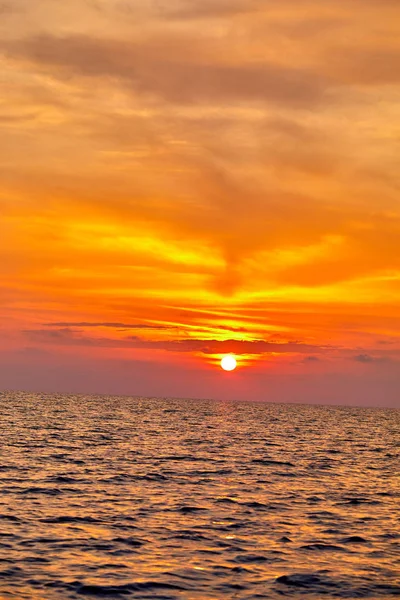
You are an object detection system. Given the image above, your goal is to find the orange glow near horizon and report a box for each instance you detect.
[1,1,400,404]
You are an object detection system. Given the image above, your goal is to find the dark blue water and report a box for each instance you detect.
[0,391,399,598]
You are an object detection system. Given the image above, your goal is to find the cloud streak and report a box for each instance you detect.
[44,322,174,330]
[4,34,327,107]
[25,328,328,356]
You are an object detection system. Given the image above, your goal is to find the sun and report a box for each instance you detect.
[220,354,237,371]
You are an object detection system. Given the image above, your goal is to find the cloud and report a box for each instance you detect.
[160,0,259,20]
[24,328,327,356]
[354,354,374,363]
[44,321,174,330]
[0,1,16,14]
[24,328,80,340]
[134,338,327,355]
[352,353,395,365]
[43,321,247,333]
[329,48,400,85]
[4,34,327,107]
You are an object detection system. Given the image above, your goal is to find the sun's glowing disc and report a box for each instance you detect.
[220,354,237,371]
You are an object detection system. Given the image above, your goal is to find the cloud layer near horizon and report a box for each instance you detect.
[1,0,399,405]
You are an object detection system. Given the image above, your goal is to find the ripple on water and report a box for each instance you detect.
[0,392,399,599]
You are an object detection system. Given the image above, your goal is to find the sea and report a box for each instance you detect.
[0,391,399,599]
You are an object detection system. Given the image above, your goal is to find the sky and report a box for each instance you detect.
[1,0,400,407]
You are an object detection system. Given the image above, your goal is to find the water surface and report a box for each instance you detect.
[0,391,399,598]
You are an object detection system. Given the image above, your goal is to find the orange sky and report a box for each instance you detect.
[1,0,400,405]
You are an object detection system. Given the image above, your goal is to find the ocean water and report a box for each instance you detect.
[0,391,399,599]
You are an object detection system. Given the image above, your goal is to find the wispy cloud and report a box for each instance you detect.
[4,34,327,107]
[25,328,328,356]
[165,2,253,19]
[44,322,174,330]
